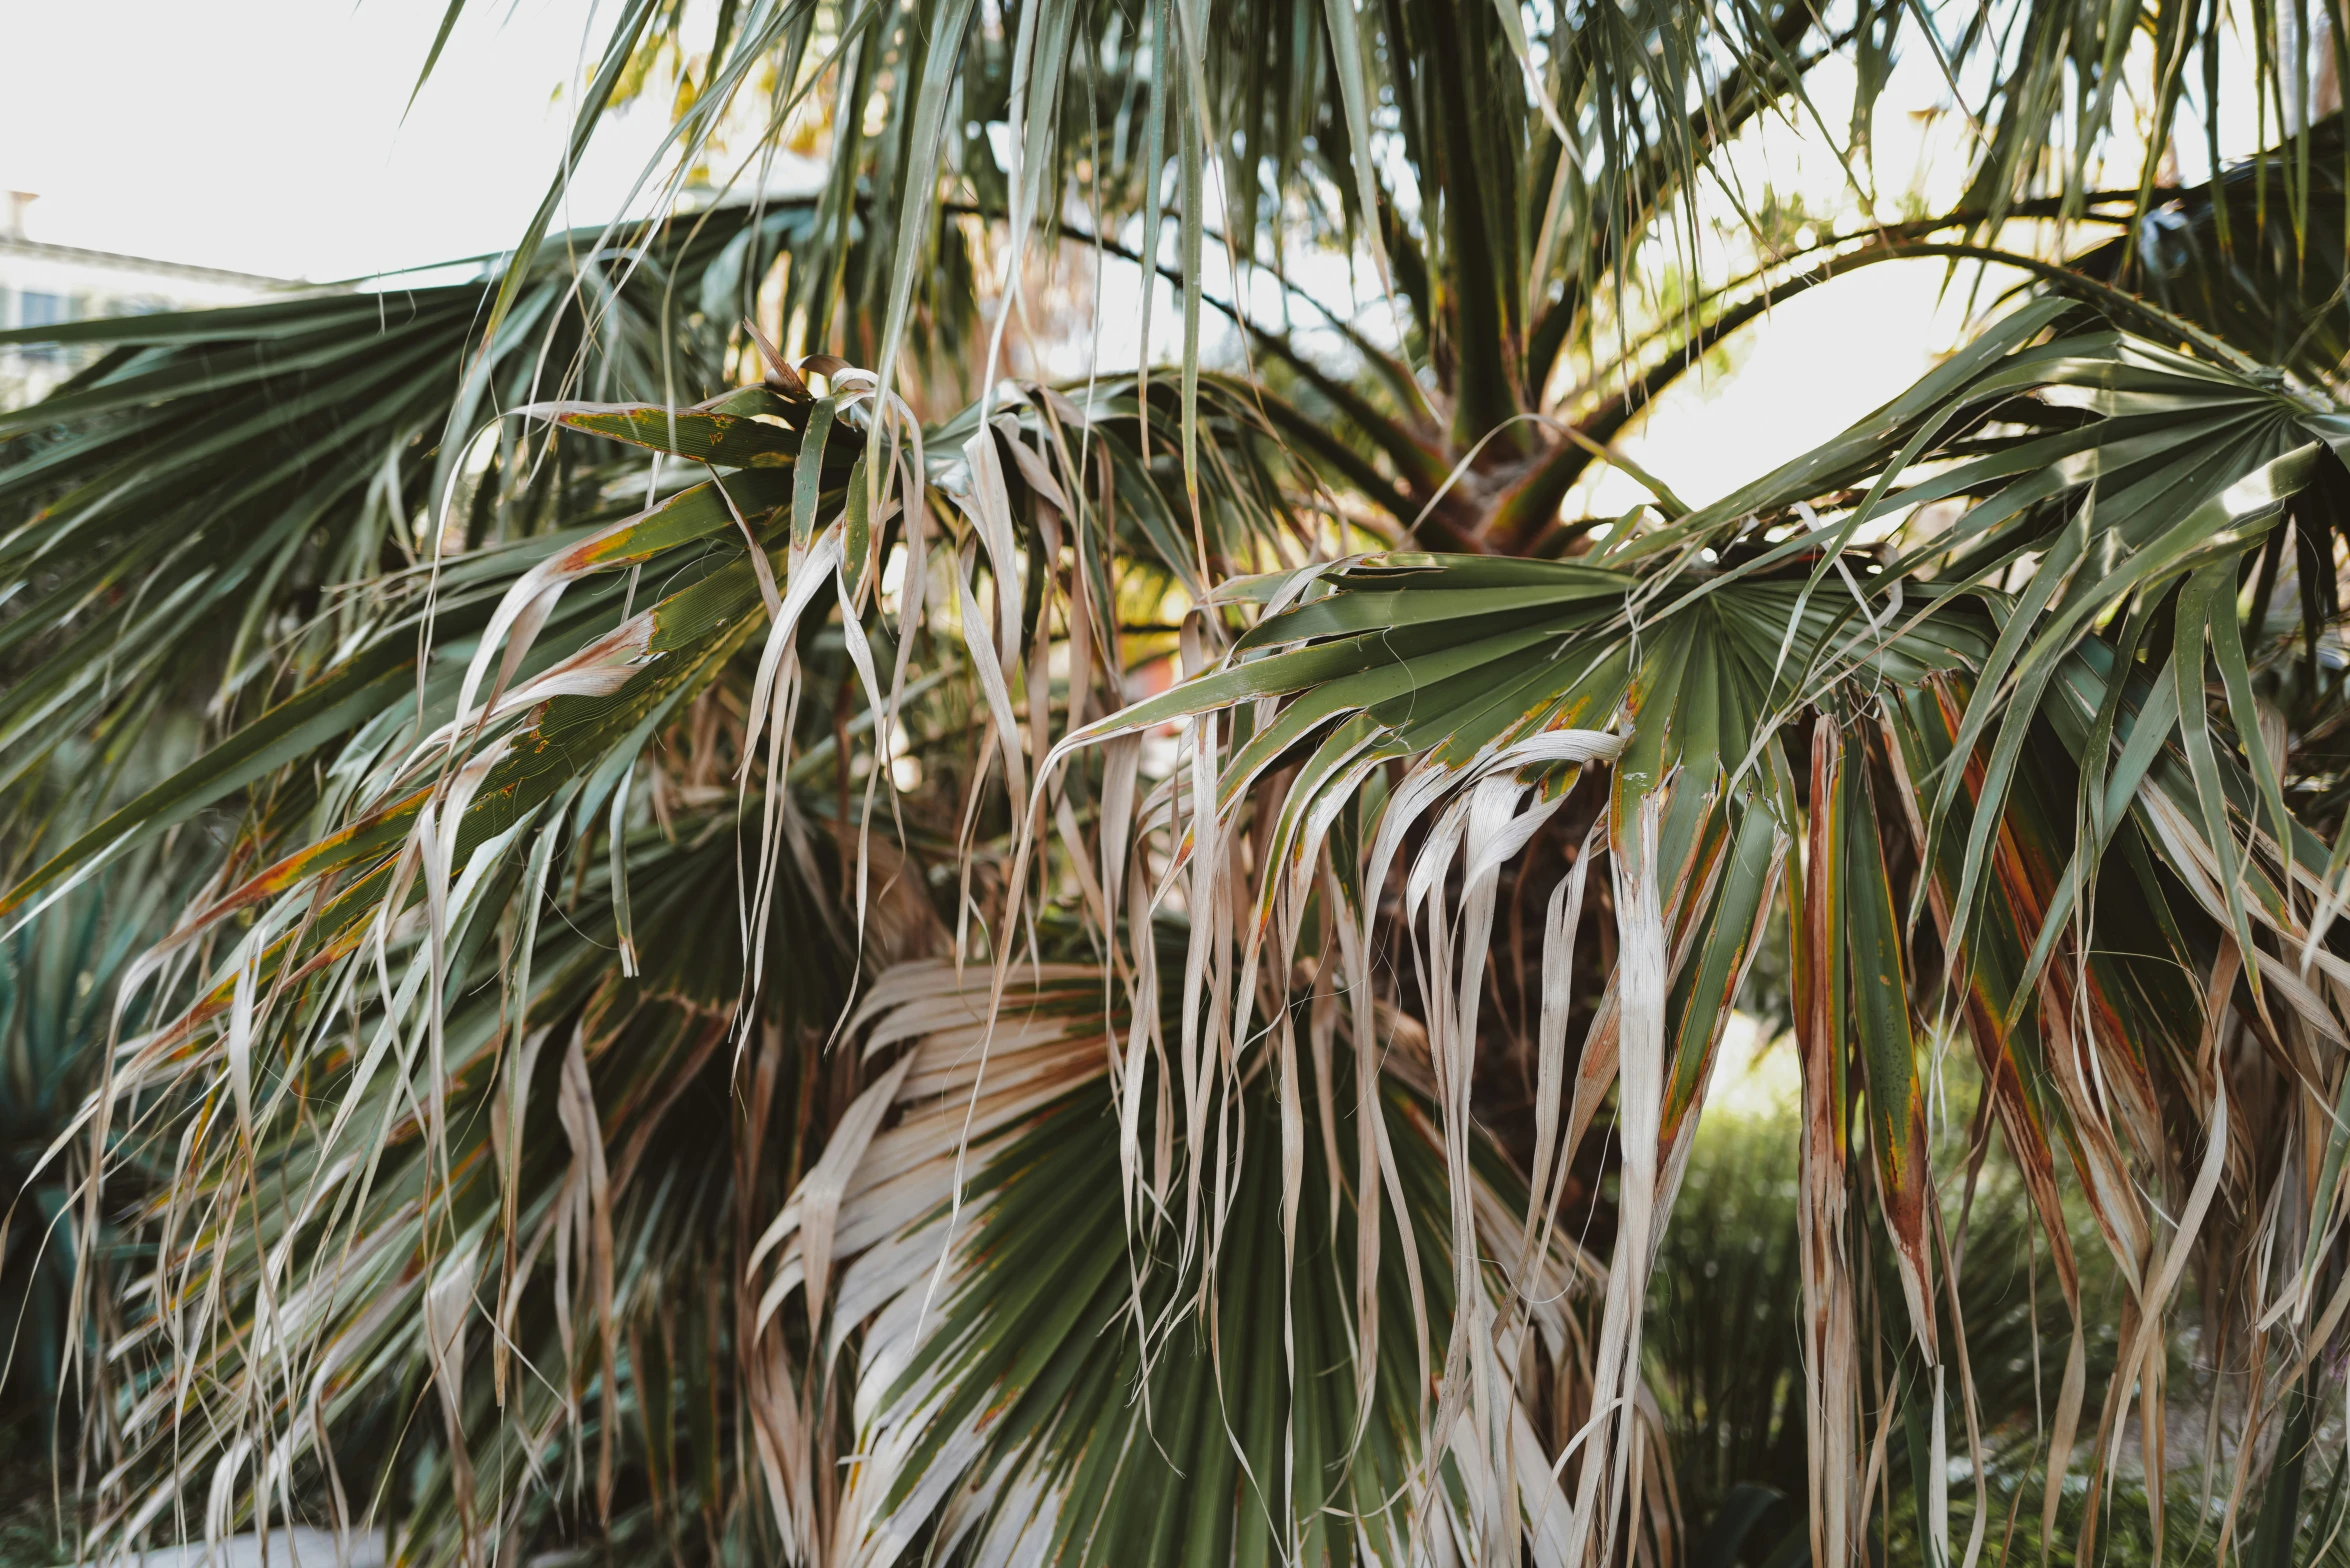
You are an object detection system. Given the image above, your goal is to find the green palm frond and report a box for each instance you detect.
[409,2,2350,473]
[751,957,1641,1566]
[0,196,990,830]
[0,258,1327,1564]
[2077,114,2350,387]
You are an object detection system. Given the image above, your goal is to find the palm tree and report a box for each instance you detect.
[5,2,2350,1563]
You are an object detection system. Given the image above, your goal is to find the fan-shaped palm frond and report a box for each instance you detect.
[749,957,1652,1567]
[1043,295,2350,1561]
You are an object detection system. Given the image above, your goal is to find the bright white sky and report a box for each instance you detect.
[0,1,2246,512]
[0,0,659,283]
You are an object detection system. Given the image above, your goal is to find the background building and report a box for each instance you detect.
[1,192,283,406]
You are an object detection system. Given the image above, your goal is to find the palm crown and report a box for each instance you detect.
[4,2,2350,1564]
